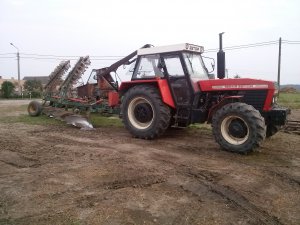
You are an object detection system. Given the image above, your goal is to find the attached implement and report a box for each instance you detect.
[283,120,300,135]
[28,36,290,153]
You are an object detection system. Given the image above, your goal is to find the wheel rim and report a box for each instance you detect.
[128,97,154,129]
[221,115,249,145]
[28,104,37,114]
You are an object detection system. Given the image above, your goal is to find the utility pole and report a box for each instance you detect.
[10,43,21,95]
[277,37,282,96]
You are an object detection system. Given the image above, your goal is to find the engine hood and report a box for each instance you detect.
[199,78,275,92]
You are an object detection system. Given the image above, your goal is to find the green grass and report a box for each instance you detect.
[0,114,64,126]
[89,114,123,127]
[278,92,300,109]
[187,123,212,134]
[0,107,123,128]
[0,113,123,128]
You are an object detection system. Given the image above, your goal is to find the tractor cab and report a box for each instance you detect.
[131,43,209,108]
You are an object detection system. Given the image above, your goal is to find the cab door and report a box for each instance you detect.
[162,54,192,106]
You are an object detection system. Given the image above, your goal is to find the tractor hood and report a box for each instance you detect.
[198,78,275,92]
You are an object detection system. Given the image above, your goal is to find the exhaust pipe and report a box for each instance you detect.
[217,32,226,79]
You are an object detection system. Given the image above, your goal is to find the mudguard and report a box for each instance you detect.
[119,78,175,108]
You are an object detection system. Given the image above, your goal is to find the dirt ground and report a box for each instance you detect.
[0,100,299,225]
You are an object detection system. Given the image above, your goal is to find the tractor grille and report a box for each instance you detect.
[240,90,268,111]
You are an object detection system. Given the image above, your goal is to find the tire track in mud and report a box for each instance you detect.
[180,166,283,225]
[0,151,41,169]
[101,175,166,190]
[150,154,283,225]
[264,169,300,186]
[233,160,300,188]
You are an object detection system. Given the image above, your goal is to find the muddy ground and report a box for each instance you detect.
[0,100,299,225]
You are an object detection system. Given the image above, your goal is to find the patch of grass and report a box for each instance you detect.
[65,219,82,225]
[278,92,300,109]
[0,110,123,128]
[187,123,212,135]
[0,114,64,126]
[89,114,123,127]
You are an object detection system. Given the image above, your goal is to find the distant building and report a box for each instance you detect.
[23,76,49,87]
[0,76,50,94]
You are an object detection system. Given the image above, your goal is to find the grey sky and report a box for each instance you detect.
[1,0,299,84]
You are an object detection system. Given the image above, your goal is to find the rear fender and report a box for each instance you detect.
[207,96,242,123]
[119,79,175,108]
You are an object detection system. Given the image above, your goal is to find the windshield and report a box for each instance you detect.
[183,53,208,80]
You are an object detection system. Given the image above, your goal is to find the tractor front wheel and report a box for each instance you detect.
[212,102,266,154]
[121,85,171,139]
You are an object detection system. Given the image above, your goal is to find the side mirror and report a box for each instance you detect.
[202,56,215,73]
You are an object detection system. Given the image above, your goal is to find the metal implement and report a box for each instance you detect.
[44,60,70,95]
[43,56,96,113]
[64,114,94,130]
[283,120,300,135]
[58,56,90,99]
[41,106,93,130]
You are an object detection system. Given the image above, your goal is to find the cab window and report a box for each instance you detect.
[133,54,163,79]
[183,53,208,80]
[163,55,184,77]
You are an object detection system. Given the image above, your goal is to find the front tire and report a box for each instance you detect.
[121,85,171,139]
[212,102,266,154]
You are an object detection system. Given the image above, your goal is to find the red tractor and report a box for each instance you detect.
[59,37,289,154]
[112,42,288,154]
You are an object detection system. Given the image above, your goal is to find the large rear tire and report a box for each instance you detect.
[212,102,266,154]
[28,101,42,117]
[121,85,171,139]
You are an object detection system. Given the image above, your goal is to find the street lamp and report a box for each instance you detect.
[10,42,21,95]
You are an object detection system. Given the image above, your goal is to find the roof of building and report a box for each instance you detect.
[23,76,49,85]
[137,43,204,56]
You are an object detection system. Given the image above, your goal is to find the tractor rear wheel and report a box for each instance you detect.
[28,101,42,117]
[212,102,266,154]
[121,85,171,139]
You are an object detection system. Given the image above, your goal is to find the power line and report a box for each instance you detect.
[19,56,122,61]
[0,56,16,59]
[282,39,300,43]
[282,40,300,45]
[0,53,15,55]
[20,56,78,60]
[1,40,283,56]
[1,39,300,59]
[21,53,125,58]
[205,40,278,53]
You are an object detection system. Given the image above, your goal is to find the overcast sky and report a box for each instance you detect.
[1,0,299,84]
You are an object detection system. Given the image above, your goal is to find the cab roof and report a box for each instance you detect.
[137,43,204,56]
